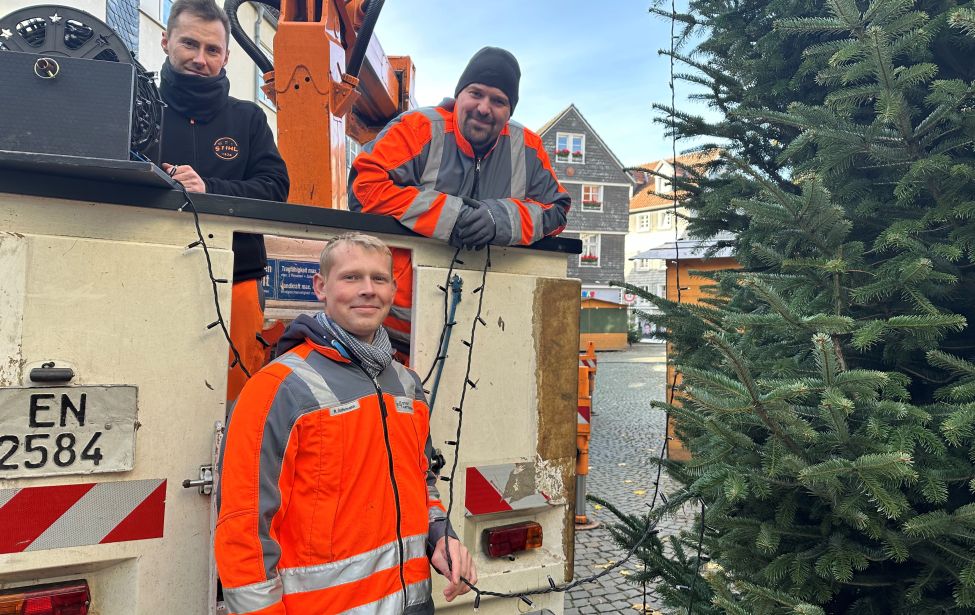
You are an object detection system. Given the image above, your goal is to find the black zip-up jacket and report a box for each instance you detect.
[160,89,289,282]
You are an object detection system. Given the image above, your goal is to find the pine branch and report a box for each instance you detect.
[703,331,809,459]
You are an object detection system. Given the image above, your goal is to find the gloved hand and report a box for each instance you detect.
[449,197,496,250]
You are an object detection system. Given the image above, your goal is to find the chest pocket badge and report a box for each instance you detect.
[213,137,240,160]
[395,397,414,414]
[330,400,360,417]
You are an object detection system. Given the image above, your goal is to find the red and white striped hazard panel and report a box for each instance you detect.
[465,463,551,516]
[0,479,166,554]
[578,403,591,425]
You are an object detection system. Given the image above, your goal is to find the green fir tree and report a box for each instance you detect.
[606,0,975,612]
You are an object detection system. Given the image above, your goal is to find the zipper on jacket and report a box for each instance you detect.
[356,365,409,614]
[190,119,199,169]
[471,156,482,198]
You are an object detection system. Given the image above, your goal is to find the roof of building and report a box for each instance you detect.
[581,297,627,309]
[536,104,633,183]
[632,236,736,260]
[630,191,682,212]
[631,150,720,177]
[628,149,721,213]
[629,231,735,261]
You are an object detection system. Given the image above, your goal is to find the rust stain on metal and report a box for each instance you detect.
[532,276,581,580]
[501,462,536,500]
[533,277,580,460]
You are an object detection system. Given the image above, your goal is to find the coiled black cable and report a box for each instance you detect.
[223,0,279,75]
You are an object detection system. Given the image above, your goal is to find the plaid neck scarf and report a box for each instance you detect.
[315,312,393,378]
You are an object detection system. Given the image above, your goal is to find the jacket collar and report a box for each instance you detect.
[278,314,352,364]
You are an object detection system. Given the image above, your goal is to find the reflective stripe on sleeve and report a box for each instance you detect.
[487,199,517,245]
[280,534,427,596]
[223,576,283,615]
[419,109,446,189]
[528,200,548,243]
[508,124,527,199]
[428,504,446,523]
[400,191,439,233]
[431,194,465,242]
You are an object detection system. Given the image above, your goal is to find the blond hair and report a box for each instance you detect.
[319,233,393,278]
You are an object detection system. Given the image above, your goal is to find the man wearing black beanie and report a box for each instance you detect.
[348,46,571,354]
[452,46,521,155]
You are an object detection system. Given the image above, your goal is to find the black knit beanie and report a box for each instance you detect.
[454,46,521,113]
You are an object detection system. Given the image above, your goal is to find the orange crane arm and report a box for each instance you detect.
[225,0,414,208]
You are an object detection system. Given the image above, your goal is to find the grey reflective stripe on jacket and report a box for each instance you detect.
[223,537,431,615]
[280,534,427,595]
[222,576,282,614]
[346,580,434,615]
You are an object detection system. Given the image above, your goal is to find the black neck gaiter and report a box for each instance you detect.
[159,59,231,123]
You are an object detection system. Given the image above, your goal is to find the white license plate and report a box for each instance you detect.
[0,386,138,479]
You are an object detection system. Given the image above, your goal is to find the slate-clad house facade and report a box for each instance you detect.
[537,105,634,304]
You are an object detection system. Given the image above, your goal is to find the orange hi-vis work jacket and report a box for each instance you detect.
[348,98,572,349]
[216,315,450,615]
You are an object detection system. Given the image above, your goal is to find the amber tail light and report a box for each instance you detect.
[0,580,91,615]
[482,521,543,558]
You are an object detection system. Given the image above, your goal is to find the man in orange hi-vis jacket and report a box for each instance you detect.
[349,47,571,356]
[216,233,477,614]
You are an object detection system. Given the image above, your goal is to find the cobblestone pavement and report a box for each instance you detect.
[564,344,693,615]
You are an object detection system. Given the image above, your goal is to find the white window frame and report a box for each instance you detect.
[579,233,601,267]
[254,9,275,109]
[140,0,174,23]
[346,137,361,175]
[656,283,667,300]
[581,184,603,212]
[655,210,674,230]
[635,258,651,272]
[636,213,651,232]
[555,132,585,164]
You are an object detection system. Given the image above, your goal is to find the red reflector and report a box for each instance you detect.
[482,521,543,558]
[0,581,90,615]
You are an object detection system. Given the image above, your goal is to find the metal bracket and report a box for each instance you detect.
[331,73,361,118]
[182,465,214,495]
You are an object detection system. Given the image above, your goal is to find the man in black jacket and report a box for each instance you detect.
[159,0,289,401]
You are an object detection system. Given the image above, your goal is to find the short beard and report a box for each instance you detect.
[462,119,495,153]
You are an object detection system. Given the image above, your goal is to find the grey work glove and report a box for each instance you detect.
[449,197,496,250]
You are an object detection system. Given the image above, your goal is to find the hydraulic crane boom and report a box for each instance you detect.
[225,0,415,208]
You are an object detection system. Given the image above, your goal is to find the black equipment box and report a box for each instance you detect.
[0,50,135,160]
